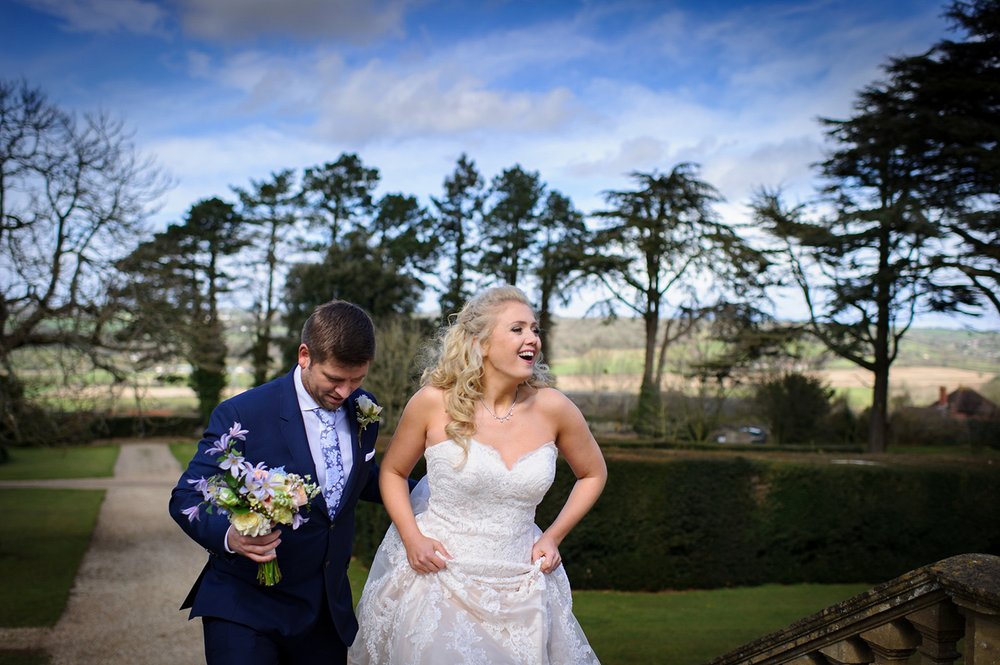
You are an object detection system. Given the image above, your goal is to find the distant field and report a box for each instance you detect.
[547,323,999,408]
[549,320,1000,372]
[555,364,995,403]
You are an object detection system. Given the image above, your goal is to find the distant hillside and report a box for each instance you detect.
[547,318,1000,374]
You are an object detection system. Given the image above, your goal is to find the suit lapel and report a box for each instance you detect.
[278,368,319,482]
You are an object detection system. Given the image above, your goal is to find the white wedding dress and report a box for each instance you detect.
[348,438,600,665]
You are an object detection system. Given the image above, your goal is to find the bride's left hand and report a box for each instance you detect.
[531,535,561,573]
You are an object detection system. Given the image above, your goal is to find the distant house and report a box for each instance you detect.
[928,386,999,421]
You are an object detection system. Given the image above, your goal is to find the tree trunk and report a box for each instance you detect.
[869,220,893,453]
[634,308,661,435]
[538,282,554,364]
[253,219,280,386]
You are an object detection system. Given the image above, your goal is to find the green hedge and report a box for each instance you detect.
[355,455,1000,590]
[3,412,204,448]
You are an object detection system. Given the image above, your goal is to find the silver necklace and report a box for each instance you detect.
[481,386,519,423]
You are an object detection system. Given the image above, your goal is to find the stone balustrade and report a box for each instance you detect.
[708,553,999,665]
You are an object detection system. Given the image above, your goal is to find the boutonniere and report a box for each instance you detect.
[356,395,383,433]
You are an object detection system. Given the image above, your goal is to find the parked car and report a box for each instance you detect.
[713,425,768,445]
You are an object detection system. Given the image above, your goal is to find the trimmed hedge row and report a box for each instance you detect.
[1,412,204,449]
[354,454,1000,591]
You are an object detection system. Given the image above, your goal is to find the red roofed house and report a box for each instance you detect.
[929,386,999,421]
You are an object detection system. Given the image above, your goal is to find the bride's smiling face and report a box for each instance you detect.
[481,301,540,382]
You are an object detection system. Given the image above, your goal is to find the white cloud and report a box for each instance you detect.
[314,64,579,142]
[145,124,334,223]
[20,0,167,34]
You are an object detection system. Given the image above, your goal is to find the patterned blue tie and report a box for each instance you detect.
[314,408,346,518]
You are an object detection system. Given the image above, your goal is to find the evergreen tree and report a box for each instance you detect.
[595,163,764,435]
[750,0,996,452]
[532,190,591,361]
[233,169,301,385]
[431,154,485,320]
[301,152,379,245]
[117,198,247,421]
[480,164,544,287]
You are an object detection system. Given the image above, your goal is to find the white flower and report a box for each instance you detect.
[230,510,271,537]
[356,395,383,432]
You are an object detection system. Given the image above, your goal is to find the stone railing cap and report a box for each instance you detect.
[930,553,1000,608]
[707,553,1000,665]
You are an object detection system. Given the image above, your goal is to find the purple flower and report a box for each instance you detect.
[292,512,309,529]
[182,505,201,522]
[187,476,209,492]
[220,451,245,478]
[242,461,272,500]
[205,440,227,456]
[228,422,249,441]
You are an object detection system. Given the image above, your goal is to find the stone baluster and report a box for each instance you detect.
[906,601,964,665]
[859,619,920,664]
[819,637,874,665]
[787,654,829,664]
[953,598,1000,665]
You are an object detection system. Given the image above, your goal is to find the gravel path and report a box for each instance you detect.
[0,441,207,663]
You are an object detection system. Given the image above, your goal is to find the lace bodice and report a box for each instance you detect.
[421,439,556,567]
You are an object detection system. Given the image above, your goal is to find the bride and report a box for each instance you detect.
[348,285,607,665]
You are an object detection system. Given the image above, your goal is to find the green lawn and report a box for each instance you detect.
[0,445,118,481]
[0,488,105,627]
[169,441,198,468]
[574,583,869,664]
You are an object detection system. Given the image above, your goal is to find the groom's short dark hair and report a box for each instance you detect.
[301,300,376,366]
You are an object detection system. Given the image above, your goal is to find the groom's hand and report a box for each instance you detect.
[228,528,282,563]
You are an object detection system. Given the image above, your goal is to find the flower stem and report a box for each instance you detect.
[257,559,282,586]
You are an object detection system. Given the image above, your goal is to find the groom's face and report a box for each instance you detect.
[298,344,370,412]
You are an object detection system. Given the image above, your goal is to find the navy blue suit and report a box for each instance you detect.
[168,368,381,658]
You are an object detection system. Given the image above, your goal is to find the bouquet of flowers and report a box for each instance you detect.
[182,422,320,586]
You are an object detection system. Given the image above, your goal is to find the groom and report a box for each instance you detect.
[169,300,383,665]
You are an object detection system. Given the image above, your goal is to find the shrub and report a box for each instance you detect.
[753,373,834,444]
[356,454,1000,591]
[890,406,1000,448]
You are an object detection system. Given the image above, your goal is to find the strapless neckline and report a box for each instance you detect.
[428,438,556,471]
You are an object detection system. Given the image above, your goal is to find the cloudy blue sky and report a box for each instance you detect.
[4,0,992,327]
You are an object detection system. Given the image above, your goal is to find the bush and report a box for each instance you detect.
[356,454,1000,591]
[753,373,835,444]
[891,407,1000,448]
[362,316,436,431]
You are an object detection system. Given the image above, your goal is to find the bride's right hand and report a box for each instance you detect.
[402,533,452,573]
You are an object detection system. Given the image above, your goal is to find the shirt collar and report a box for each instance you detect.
[293,364,322,413]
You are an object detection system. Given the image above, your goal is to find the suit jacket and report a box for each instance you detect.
[168,367,382,644]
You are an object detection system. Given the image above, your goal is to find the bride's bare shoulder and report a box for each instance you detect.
[404,385,447,411]
[531,385,578,412]
[411,384,443,399]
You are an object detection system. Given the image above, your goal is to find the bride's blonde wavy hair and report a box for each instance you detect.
[421,285,552,463]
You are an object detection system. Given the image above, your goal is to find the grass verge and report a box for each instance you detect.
[0,489,105,626]
[169,442,198,468]
[574,583,869,664]
[0,446,118,481]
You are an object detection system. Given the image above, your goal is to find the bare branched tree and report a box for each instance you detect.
[0,79,168,443]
